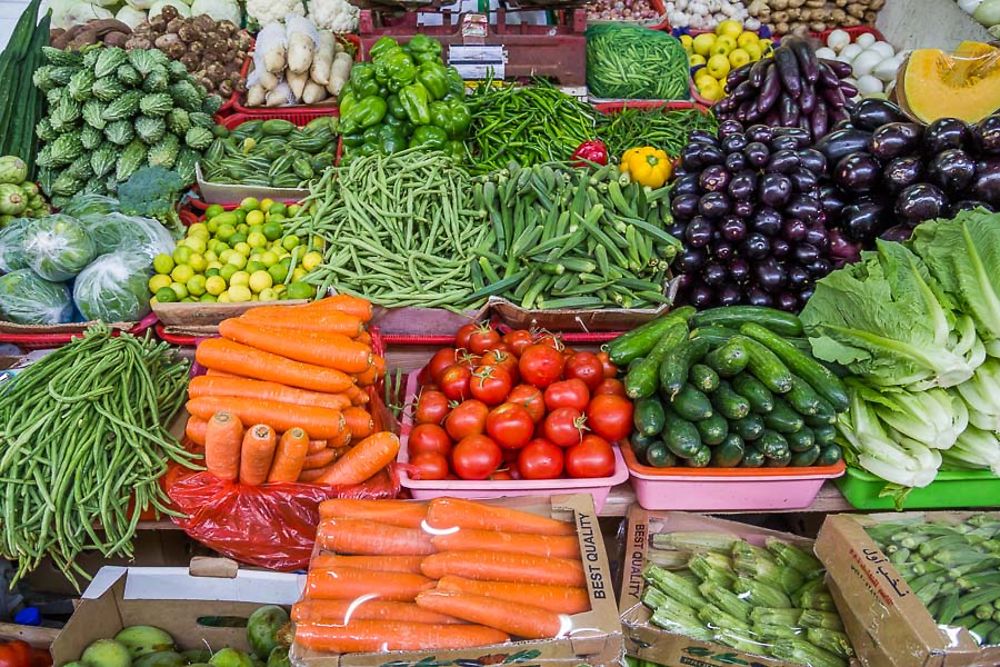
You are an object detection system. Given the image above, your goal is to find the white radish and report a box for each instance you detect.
[263,43,286,73]
[286,32,314,74]
[287,69,308,100]
[247,84,266,106]
[257,68,279,91]
[311,31,335,86]
[327,51,352,96]
[302,80,327,104]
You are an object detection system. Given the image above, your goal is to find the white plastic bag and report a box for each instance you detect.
[73,252,152,323]
[0,269,73,325]
[21,214,96,282]
[78,212,175,261]
[254,22,288,74]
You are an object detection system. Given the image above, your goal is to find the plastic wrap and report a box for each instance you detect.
[78,212,175,260]
[252,22,288,77]
[21,214,96,281]
[0,218,33,273]
[72,252,152,322]
[0,268,74,324]
[58,193,120,219]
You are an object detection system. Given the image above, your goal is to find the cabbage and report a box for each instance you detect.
[78,212,175,261]
[0,218,34,273]
[114,4,147,27]
[190,0,239,23]
[73,253,152,322]
[0,269,73,324]
[59,193,120,219]
[22,214,96,281]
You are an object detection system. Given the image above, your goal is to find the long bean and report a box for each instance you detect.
[586,23,690,100]
[599,107,720,159]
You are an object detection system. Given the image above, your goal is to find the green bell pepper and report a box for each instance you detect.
[406,34,443,65]
[445,140,466,161]
[399,82,431,125]
[416,61,449,100]
[349,64,379,99]
[340,95,388,135]
[341,132,365,148]
[429,98,471,138]
[363,125,380,144]
[369,36,401,61]
[386,51,417,92]
[409,125,448,150]
[339,90,357,117]
[386,94,408,120]
[378,124,408,153]
[446,67,465,97]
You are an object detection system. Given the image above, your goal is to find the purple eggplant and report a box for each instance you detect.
[727,63,752,89]
[752,207,783,235]
[718,120,745,138]
[725,151,748,172]
[810,99,829,140]
[744,141,770,168]
[759,173,793,208]
[770,135,800,152]
[850,98,906,131]
[715,96,737,114]
[949,200,994,216]
[671,193,700,219]
[805,223,830,250]
[828,228,861,263]
[782,218,808,242]
[690,130,720,145]
[672,173,701,196]
[895,183,947,223]
[805,258,832,277]
[779,94,800,126]
[973,115,1000,154]
[796,148,827,173]
[756,258,787,291]
[720,215,747,242]
[772,239,791,260]
[744,233,771,259]
[757,64,783,114]
[880,225,912,242]
[972,159,1000,205]
[733,200,755,217]
[746,124,774,143]
[786,195,823,223]
[749,58,770,88]
[790,169,819,192]
[869,122,922,160]
[839,81,858,99]
[682,143,726,170]
[685,216,713,247]
[713,242,735,261]
[699,165,731,192]
[821,58,852,79]
[677,247,706,272]
[834,152,881,192]
[817,185,847,215]
[767,149,801,174]
[815,128,873,163]
[728,171,758,201]
[747,286,774,307]
[774,45,802,99]
[717,285,743,306]
[729,258,751,283]
[799,83,817,115]
[840,200,885,242]
[787,264,811,289]
[923,118,969,154]
[668,222,686,237]
[927,149,976,192]
[817,61,842,87]
[736,101,752,123]
[703,262,727,286]
[688,284,713,308]
[773,127,812,146]
[698,191,731,218]
[731,80,757,101]
[883,156,924,193]
[722,132,749,153]
[789,37,818,85]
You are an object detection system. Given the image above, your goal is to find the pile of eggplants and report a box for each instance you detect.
[813,99,1000,244]
[714,36,857,142]
[669,121,861,312]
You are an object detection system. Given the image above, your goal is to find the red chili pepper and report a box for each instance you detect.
[0,641,33,667]
[570,139,609,167]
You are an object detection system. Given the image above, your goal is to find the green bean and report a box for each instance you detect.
[586,24,690,101]
[599,107,719,158]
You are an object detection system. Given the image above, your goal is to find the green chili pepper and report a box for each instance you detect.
[399,82,431,125]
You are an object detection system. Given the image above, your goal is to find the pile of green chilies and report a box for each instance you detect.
[600,107,720,159]
[586,23,690,100]
[0,325,197,587]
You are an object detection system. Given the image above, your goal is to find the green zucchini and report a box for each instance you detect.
[662,409,702,459]
[696,412,729,446]
[764,397,805,434]
[732,373,775,413]
[790,445,821,467]
[659,337,711,399]
[786,426,816,453]
[740,336,794,394]
[625,321,689,399]
[634,397,666,436]
[813,424,838,446]
[711,380,751,421]
[685,445,712,468]
[734,414,766,441]
[689,364,720,393]
[606,306,695,366]
[704,337,750,377]
[712,433,745,467]
[741,446,765,468]
[692,306,804,337]
[786,375,824,416]
[759,429,790,460]
[644,441,677,468]
[672,384,714,421]
[817,444,843,466]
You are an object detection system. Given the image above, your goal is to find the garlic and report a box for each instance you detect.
[868,40,895,59]
[851,49,882,77]
[815,46,837,60]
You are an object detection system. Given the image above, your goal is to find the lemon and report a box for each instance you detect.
[188,222,210,238]
[240,197,259,210]
[234,242,252,257]
[206,218,219,234]
[728,48,751,69]
[200,294,217,303]
[698,78,724,101]
[205,204,225,219]
[149,296,159,306]
[292,267,307,282]
[215,223,236,241]
[260,250,279,267]
[694,70,717,87]
[309,236,326,251]
[743,42,762,61]
[689,53,707,67]
[302,251,323,272]
[716,19,743,39]
[171,264,195,283]
[692,33,716,57]
[172,245,192,266]
[149,274,171,293]
[281,235,300,251]
[217,291,231,303]
[169,282,188,299]
[258,288,279,302]
[759,38,773,53]
[679,34,693,52]
[187,274,207,296]
[219,263,238,281]
[226,253,247,269]
[249,270,273,293]
[219,249,235,263]
[273,284,286,294]
[259,198,275,212]
[207,260,223,271]
[205,275,227,296]
[153,253,174,275]
[209,239,229,255]
[268,263,289,284]
[246,260,264,275]
[737,31,758,48]
[246,209,265,226]
[710,36,736,57]
[204,250,218,263]
[247,231,268,248]
[230,270,251,287]
[706,54,731,80]
[190,253,209,273]
[155,287,177,303]
[228,285,252,302]
[184,237,207,255]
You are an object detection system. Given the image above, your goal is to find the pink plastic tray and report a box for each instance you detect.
[398,373,628,510]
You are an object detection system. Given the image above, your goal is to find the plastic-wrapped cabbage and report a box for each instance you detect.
[73,253,152,322]
[0,269,73,324]
[22,214,96,281]
[0,218,33,273]
[78,212,175,260]
[58,193,120,219]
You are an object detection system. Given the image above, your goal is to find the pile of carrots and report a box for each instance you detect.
[183,295,400,486]
[292,497,592,653]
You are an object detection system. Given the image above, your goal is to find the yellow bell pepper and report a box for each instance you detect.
[620,147,672,188]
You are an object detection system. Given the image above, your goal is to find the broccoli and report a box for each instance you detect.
[117,166,185,236]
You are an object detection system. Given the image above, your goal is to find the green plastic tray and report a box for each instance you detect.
[836,466,1000,510]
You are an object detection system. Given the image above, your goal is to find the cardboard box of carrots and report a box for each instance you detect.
[289,495,623,666]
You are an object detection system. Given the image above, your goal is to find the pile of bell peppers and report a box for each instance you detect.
[339,35,471,159]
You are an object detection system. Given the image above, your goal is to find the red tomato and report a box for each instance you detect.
[535,333,564,350]
[596,351,618,378]
[543,407,586,447]
[489,470,514,481]
[564,352,605,391]
[519,344,566,389]
[586,394,634,442]
[439,364,472,401]
[414,390,450,425]
[507,384,545,423]
[408,423,452,457]
[594,378,627,398]
[455,323,479,349]
[481,348,519,380]
[452,434,502,480]
[502,329,534,357]
[468,325,503,355]
[486,402,535,449]
[410,452,449,480]
[543,378,590,412]
[445,400,488,440]
[457,350,482,369]
[565,435,616,478]
[518,438,565,479]
[426,348,459,384]
[468,365,513,406]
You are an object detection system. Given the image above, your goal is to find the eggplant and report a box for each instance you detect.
[676,247,706,272]
[728,171,758,201]
[684,216,713,247]
[775,291,799,312]
[733,200,755,217]
[752,207,783,236]
[821,58,852,79]
[949,199,994,216]
[771,237,791,258]
[720,215,747,242]
[688,284,713,308]
[731,80,757,102]
[718,119,745,138]
[880,225,912,242]
[755,258,786,291]
[799,84,817,114]
[974,115,1000,154]
[672,173,701,196]
[927,149,976,192]
[770,135,801,152]
[797,287,815,304]
[787,265,811,289]
[722,132,749,153]
[689,130,720,146]
[725,151,748,172]
[779,94,800,127]
[749,57,770,88]
[717,285,743,306]
[839,81,858,99]
[785,195,823,223]
[834,152,881,192]
[703,262,727,286]
[668,222,686,237]
[895,183,947,223]
[698,191,731,218]
[794,243,820,264]
[796,148,827,173]
[814,128,873,163]
[727,63,752,89]
[774,45,802,99]
[671,193,700,219]
[773,127,812,146]
[810,99,829,141]
[744,141,770,168]
[767,149,801,174]
[712,243,735,261]
[746,286,774,307]
[806,257,832,277]
[883,156,923,194]
[850,98,906,131]
[817,61,842,88]
[923,118,968,154]
[746,124,773,143]
[715,97,737,114]
[757,64,783,114]
[828,228,861,263]
[736,101,752,123]
[816,185,847,215]
[729,258,751,283]
[699,165,731,192]
[840,200,886,242]
[789,37,818,85]
[759,173,793,208]
[972,159,1000,205]
[743,233,770,259]
[790,169,819,192]
[869,122,922,160]
[805,224,829,250]
[782,218,808,242]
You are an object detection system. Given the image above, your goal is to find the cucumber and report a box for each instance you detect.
[805,407,837,427]
[627,357,644,372]
[739,322,849,412]
[630,431,658,459]
[813,424,838,446]
[625,321,689,399]
[759,429,790,459]
[732,373,775,413]
[696,412,729,446]
[634,397,666,436]
[689,364,720,393]
[765,448,793,467]
[712,433,745,467]
[689,325,738,348]
[786,375,823,416]
[764,397,805,433]
[662,409,703,459]
[734,414,765,441]
[692,306,804,337]
[740,336,794,394]
[704,338,750,377]
[607,306,695,366]
[711,381,751,420]
[790,445,821,467]
[817,444,843,466]
[672,384,714,421]
[786,426,816,453]
[685,445,712,468]
[741,446,765,468]
[659,337,711,399]
[645,441,677,468]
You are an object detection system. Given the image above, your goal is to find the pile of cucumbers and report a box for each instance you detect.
[609,306,849,469]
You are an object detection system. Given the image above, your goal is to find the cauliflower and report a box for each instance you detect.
[190,0,241,23]
[246,0,304,26]
[114,4,148,27]
[309,0,359,33]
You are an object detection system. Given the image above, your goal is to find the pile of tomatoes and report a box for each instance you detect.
[405,323,634,481]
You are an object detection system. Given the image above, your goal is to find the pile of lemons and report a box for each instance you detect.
[682,20,773,102]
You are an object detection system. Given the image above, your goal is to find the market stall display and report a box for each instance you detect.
[746,0,883,33]
[685,22,774,103]
[814,28,901,99]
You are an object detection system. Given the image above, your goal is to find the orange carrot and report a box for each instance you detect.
[346,385,369,405]
[204,411,244,481]
[185,416,207,447]
[420,551,585,587]
[431,529,580,560]
[189,375,351,410]
[355,365,379,387]
[316,517,434,555]
[291,599,462,625]
[303,447,338,470]
[436,577,590,615]
[415,590,563,640]
[319,499,428,528]
[426,498,576,537]
[219,319,372,374]
[310,554,425,574]
[356,331,372,345]
[311,432,399,486]
[205,369,238,378]
[305,566,434,601]
[239,424,277,486]
[342,407,374,440]
[294,621,508,653]
[298,466,335,482]
[186,396,346,440]
[195,338,354,393]
[319,294,373,322]
[307,439,328,454]
[329,428,352,448]
[267,427,310,483]
[238,307,363,337]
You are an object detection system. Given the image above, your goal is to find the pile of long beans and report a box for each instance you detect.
[0,325,197,587]
[600,107,720,159]
[586,23,690,100]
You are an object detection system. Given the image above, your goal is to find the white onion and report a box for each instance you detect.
[869,41,896,59]
[857,74,884,94]
[852,50,883,77]
[873,55,902,82]
[826,29,850,52]
[855,32,876,48]
[815,47,837,60]
[839,43,863,62]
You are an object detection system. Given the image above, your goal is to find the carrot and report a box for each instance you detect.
[189,375,351,411]
[310,554,425,574]
[329,428,352,448]
[312,432,399,486]
[356,331,372,345]
[294,621,508,653]
[307,439,328,454]
[204,411,244,481]
[319,294,374,322]
[239,424,277,486]
[431,529,580,560]
[291,599,462,625]
[342,407,374,440]
[298,465,335,483]
[205,369,238,378]
[267,427,310,483]
[426,498,576,537]
[305,566,434,602]
[238,307,363,337]
[415,591,563,640]
[316,517,434,555]
[420,551,585,587]
[185,416,207,447]
[355,365,379,387]
[219,319,373,374]
[436,577,590,615]
[319,499,427,528]
[195,338,354,394]
[346,385,369,405]
[302,447,338,470]
[186,396,346,440]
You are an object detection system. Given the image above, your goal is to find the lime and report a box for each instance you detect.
[188,253,207,273]
[273,284,286,294]
[233,209,247,224]
[262,221,283,241]
[285,282,316,300]
[171,264,195,283]
[268,263,289,284]
[153,253,174,275]
[181,297,196,303]
[155,286,177,303]
[215,224,236,241]
[269,202,287,216]
[187,274,207,296]
[282,235,300,251]
[200,293,217,303]
[169,282,189,299]
[205,275,227,296]
[172,245,193,265]
[149,274,171,293]
[246,260,265,274]
[228,284,252,302]
[188,222,210,238]
[236,223,249,234]
[205,204,225,219]
[206,218,219,234]
[209,239,229,255]
[183,236,207,255]
[204,250,219,263]
[249,270,273,293]
[234,242,252,256]
[258,287,279,301]
[207,261,223,272]
[268,213,286,224]
[240,197,259,211]
[247,231,267,248]
[227,253,247,269]
[229,232,248,245]
[310,235,326,251]
[292,267,307,282]
[302,251,323,272]
[230,270,250,287]
[259,198,275,212]
[205,267,221,278]
[246,210,265,226]
[260,250,278,267]
[219,263,238,281]
[287,204,300,216]
[217,291,231,303]
[219,249,235,263]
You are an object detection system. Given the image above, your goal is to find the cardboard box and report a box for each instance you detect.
[50,560,304,666]
[815,512,1000,667]
[290,494,623,667]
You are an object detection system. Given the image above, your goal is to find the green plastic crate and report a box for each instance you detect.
[836,466,1000,510]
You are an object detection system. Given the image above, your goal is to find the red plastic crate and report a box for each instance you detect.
[0,312,159,350]
[811,25,886,45]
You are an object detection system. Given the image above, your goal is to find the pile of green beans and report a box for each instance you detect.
[287,148,491,311]
[0,324,197,587]
[586,23,690,100]
[600,107,720,159]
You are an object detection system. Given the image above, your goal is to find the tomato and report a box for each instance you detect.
[486,402,535,449]
[468,325,503,355]
[410,452,450,480]
[502,329,534,357]
[586,394,634,442]
[414,390,450,425]
[543,407,586,447]
[481,348,519,380]
[452,434,502,480]
[408,423,452,457]
[535,333,564,351]
[439,364,472,401]
[543,378,590,412]
[457,350,481,369]
[564,352,605,391]
[594,378,627,398]
[0,641,32,667]
[455,322,479,349]
[426,348,460,384]
[565,434,616,478]
[519,344,566,389]
[596,351,618,378]
[445,400,488,440]
[517,438,565,479]
[507,384,545,423]
[489,470,514,481]
[468,365,513,406]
